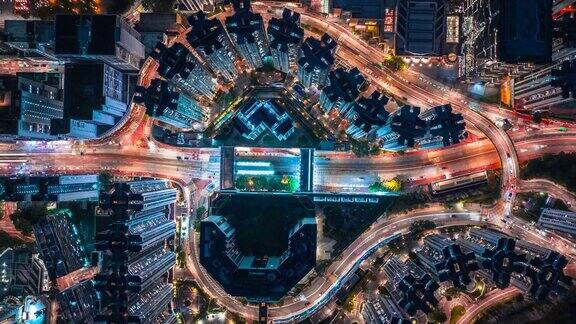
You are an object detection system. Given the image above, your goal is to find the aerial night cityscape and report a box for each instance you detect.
[0,1,576,324]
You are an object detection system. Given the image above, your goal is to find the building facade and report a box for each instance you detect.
[225,0,269,70]
[200,214,317,300]
[187,11,239,81]
[0,174,99,202]
[538,208,576,238]
[95,180,177,323]
[49,61,135,139]
[345,91,390,139]
[268,9,304,73]
[152,42,218,100]
[297,33,337,89]
[134,78,207,130]
[0,72,64,140]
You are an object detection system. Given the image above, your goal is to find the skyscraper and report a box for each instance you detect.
[187,11,239,81]
[134,78,207,130]
[268,9,304,73]
[95,180,177,323]
[0,72,63,140]
[152,42,218,100]
[49,61,135,139]
[395,0,448,57]
[33,210,88,280]
[297,33,337,89]
[54,14,145,71]
[225,0,269,70]
[319,67,366,114]
[345,91,390,139]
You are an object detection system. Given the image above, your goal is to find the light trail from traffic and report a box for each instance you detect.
[1,3,575,322]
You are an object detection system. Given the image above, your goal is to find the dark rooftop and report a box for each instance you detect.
[390,105,426,147]
[268,9,304,52]
[323,67,367,105]
[225,0,265,46]
[55,14,117,55]
[551,59,576,99]
[332,0,396,20]
[186,11,228,56]
[428,104,466,147]
[62,61,104,120]
[498,0,552,64]
[349,91,390,132]
[298,33,337,74]
[133,78,179,118]
[150,42,195,80]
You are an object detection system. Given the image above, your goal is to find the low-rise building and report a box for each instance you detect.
[0,174,99,202]
[538,208,576,238]
[235,97,295,141]
[200,213,317,300]
[33,210,88,280]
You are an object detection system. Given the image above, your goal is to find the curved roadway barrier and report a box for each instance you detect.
[1,4,576,323]
[518,179,576,211]
[184,210,484,322]
[456,287,520,324]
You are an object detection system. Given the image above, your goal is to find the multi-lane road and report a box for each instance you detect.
[1,3,576,322]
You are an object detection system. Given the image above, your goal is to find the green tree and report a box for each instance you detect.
[142,0,176,12]
[384,54,408,71]
[0,230,31,251]
[369,145,381,156]
[196,206,206,219]
[99,172,112,191]
[351,140,370,157]
[107,0,134,14]
[10,204,47,236]
[409,219,436,240]
[430,309,447,323]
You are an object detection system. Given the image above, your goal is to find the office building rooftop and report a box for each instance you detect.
[498,0,553,64]
[395,0,447,56]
